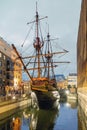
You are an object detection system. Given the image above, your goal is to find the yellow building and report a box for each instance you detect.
[56,74,67,89]
[11,50,22,88]
[57,80,68,89]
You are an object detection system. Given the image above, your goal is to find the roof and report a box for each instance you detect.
[55,74,65,81]
[69,73,77,76]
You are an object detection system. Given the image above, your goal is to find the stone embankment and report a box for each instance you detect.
[78,87,87,130]
[78,87,87,116]
[67,93,77,100]
[0,95,31,120]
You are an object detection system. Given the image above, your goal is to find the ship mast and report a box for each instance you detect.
[47,32,50,79]
[36,2,40,78]
[34,2,48,78]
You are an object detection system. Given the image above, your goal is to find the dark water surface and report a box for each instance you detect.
[0,100,78,130]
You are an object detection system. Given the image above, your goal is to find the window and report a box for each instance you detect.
[0,78,2,83]
[0,52,2,57]
[0,61,2,66]
[3,71,5,75]
[0,70,2,74]
[4,55,5,60]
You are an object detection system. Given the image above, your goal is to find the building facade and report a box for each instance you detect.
[0,37,22,90]
[77,0,87,129]
[55,74,68,89]
[77,0,87,88]
[67,73,77,88]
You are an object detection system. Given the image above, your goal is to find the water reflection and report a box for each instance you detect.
[21,106,59,130]
[31,109,59,130]
[0,100,79,130]
[54,100,78,130]
[65,99,78,109]
[0,105,59,130]
[0,119,11,130]
[12,117,21,130]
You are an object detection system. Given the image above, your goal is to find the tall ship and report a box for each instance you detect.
[12,3,69,109]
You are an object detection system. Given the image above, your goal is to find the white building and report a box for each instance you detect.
[67,73,77,88]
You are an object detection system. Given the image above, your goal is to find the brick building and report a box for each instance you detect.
[0,37,22,91]
[77,0,87,88]
[77,0,87,129]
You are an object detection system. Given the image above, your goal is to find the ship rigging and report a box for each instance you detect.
[12,2,70,109]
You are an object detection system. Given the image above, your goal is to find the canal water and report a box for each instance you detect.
[0,100,79,130]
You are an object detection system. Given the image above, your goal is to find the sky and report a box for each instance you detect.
[0,0,82,77]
